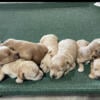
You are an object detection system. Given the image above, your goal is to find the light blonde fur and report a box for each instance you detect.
[40,34,58,73]
[50,39,77,79]
[0,59,43,83]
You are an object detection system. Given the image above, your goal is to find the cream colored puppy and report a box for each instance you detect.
[77,39,90,72]
[89,58,100,79]
[0,59,43,84]
[0,45,19,65]
[50,39,78,79]
[1,39,48,65]
[77,38,100,72]
[40,34,58,73]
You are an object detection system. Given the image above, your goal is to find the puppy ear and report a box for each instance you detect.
[7,51,11,56]
[2,50,11,57]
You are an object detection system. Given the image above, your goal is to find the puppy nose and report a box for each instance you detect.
[52,75,56,79]
[93,56,97,59]
[14,53,20,59]
[97,76,100,79]
[92,55,97,59]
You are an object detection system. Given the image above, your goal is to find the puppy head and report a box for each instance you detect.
[40,53,52,73]
[0,46,19,65]
[89,59,100,79]
[40,34,58,43]
[50,55,70,79]
[1,39,15,47]
[50,65,64,79]
[91,47,100,59]
[77,39,89,48]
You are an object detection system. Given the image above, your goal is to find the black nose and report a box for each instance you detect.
[52,75,56,79]
[14,53,20,59]
[97,76,100,79]
[94,56,97,59]
[92,55,97,59]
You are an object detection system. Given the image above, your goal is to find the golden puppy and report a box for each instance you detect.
[77,39,90,72]
[0,59,43,83]
[50,39,78,79]
[40,34,58,56]
[40,34,58,73]
[0,45,19,65]
[1,39,48,65]
[89,58,100,79]
[77,38,100,72]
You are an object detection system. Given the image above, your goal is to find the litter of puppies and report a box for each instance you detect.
[0,34,100,83]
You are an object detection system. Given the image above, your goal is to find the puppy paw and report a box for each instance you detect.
[41,66,49,73]
[85,61,90,65]
[0,73,5,81]
[88,74,95,79]
[16,78,23,84]
[64,71,69,75]
[0,75,4,81]
[78,67,84,72]
[70,63,76,71]
[43,68,49,73]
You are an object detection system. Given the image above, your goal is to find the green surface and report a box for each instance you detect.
[0,2,100,96]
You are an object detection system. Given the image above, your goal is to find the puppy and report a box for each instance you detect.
[0,59,43,83]
[77,39,90,72]
[1,39,48,65]
[89,58,100,79]
[0,45,19,66]
[77,38,100,72]
[50,39,78,79]
[40,34,58,73]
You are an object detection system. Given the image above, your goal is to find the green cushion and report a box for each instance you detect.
[0,2,100,96]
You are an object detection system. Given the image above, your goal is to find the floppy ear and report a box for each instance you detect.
[6,51,11,56]
[0,50,11,57]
